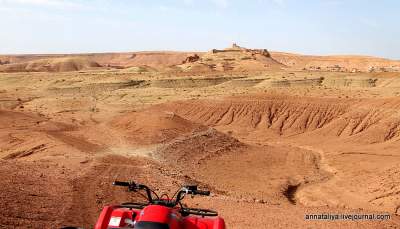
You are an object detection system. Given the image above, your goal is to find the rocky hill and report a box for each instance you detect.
[271,52,400,73]
[176,44,284,72]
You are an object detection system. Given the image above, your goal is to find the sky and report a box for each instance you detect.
[0,0,399,59]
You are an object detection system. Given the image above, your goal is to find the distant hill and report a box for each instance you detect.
[0,51,196,72]
[175,44,284,72]
[271,52,400,72]
[1,45,399,73]
[0,57,101,72]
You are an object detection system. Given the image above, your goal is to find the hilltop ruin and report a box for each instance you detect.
[180,43,282,72]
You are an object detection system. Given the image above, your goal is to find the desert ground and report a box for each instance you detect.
[0,44,400,228]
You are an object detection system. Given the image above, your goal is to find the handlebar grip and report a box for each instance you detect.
[194,190,210,196]
[113,181,130,187]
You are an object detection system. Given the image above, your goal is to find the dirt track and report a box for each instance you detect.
[1,50,400,228]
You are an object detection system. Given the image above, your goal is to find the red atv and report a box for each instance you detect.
[94,180,226,229]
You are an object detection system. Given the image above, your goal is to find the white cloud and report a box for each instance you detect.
[183,0,194,6]
[211,0,228,8]
[158,5,170,12]
[256,0,285,7]
[359,17,379,29]
[271,0,285,7]
[323,0,344,6]
[0,0,86,9]
[9,0,64,5]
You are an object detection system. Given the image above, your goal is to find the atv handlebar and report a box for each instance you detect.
[113,180,216,216]
[113,181,154,203]
[183,185,210,196]
[174,186,210,205]
[192,190,210,196]
[113,181,130,187]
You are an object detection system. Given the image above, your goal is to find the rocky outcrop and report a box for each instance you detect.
[182,54,200,64]
[177,44,281,72]
[0,60,10,65]
[212,43,271,58]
